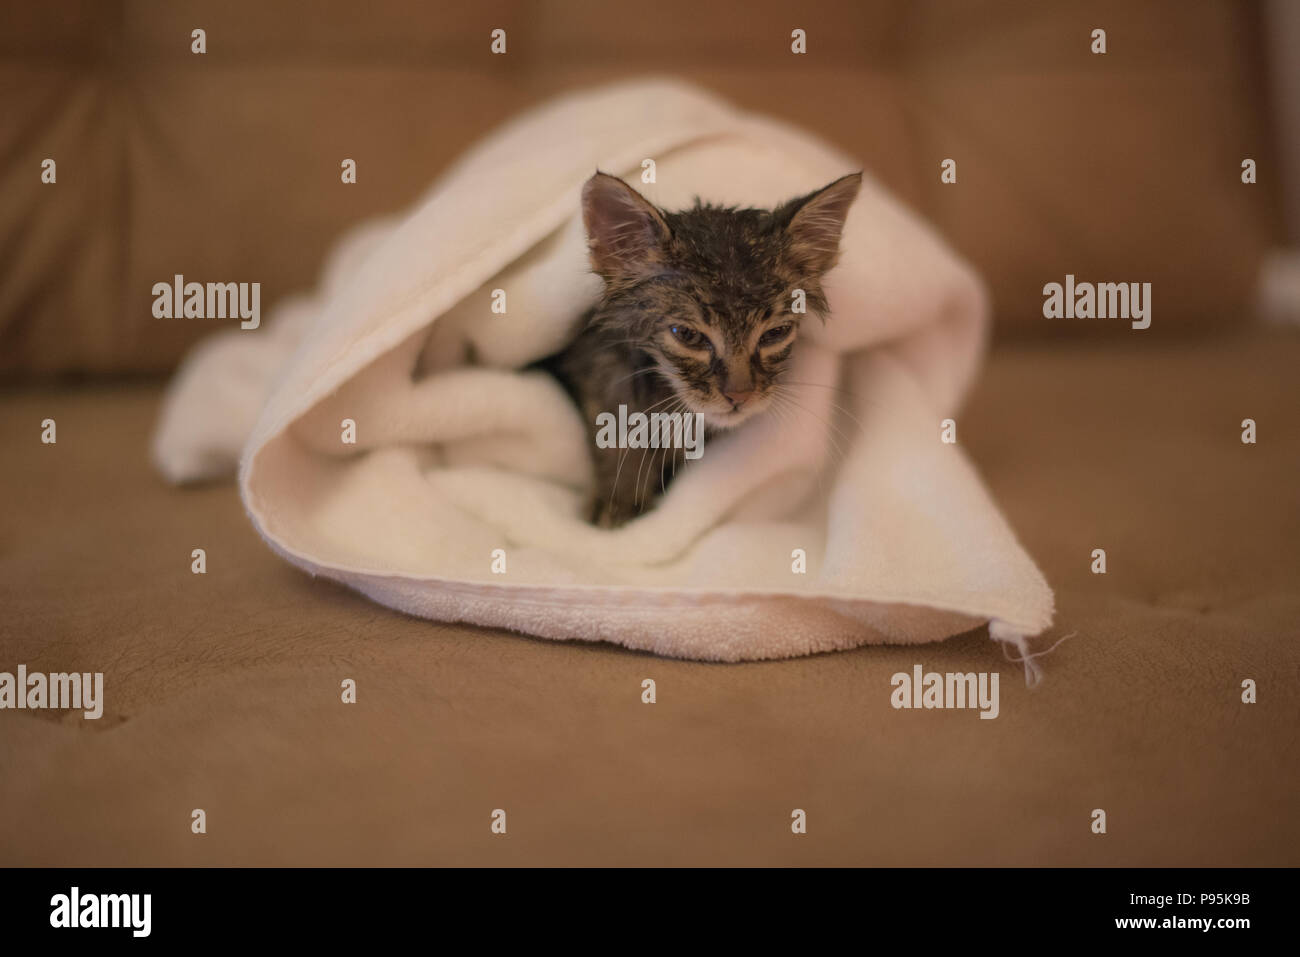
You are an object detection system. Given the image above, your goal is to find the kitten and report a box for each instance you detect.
[543,170,862,527]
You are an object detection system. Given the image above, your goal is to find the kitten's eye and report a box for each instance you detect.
[759,323,794,346]
[670,325,706,348]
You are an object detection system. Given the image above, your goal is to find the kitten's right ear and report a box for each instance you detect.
[581,172,671,281]
[775,172,863,277]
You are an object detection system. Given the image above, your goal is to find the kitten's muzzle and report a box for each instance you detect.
[723,389,757,409]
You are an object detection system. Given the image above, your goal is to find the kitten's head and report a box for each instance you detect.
[582,170,862,429]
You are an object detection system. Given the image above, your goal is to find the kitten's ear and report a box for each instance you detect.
[582,172,671,281]
[775,172,863,276]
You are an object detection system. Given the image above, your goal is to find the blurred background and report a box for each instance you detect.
[2,0,1296,378]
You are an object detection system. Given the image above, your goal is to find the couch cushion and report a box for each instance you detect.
[0,0,1285,376]
[1,329,1295,864]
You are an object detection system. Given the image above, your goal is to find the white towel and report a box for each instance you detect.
[153,77,1054,664]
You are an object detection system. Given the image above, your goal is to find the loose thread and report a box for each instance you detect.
[996,630,1077,688]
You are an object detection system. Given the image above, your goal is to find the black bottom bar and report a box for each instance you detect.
[0,867,1285,943]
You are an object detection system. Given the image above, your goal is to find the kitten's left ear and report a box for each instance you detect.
[776,172,863,276]
[582,171,672,282]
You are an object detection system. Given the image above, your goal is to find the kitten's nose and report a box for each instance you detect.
[723,390,756,409]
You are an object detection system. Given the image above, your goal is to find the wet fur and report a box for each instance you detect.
[542,171,862,527]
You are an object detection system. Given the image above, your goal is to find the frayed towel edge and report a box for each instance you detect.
[989,621,1076,688]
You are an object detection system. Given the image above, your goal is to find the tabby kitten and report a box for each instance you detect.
[544,170,862,527]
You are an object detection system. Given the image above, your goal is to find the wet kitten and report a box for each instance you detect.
[544,170,862,527]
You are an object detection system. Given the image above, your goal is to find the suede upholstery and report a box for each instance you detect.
[2,332,1296,865]
[0,0,1284,376]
